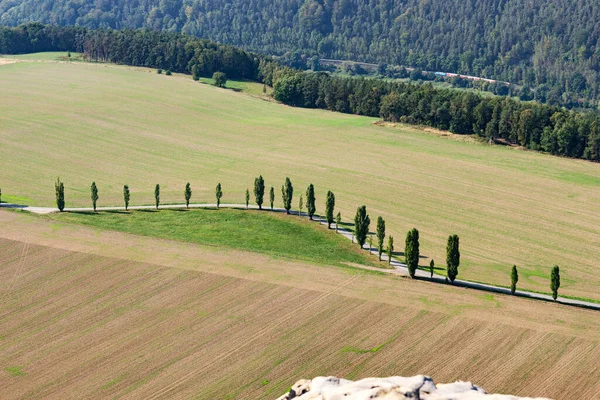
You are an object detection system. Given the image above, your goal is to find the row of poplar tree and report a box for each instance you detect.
[52,176,561,300]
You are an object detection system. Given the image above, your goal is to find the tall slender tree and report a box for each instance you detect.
[299,194,304,216]
[245,189,250,209]
[354,205,370,249]
[387,236,394,265]
[446,234,460,282]
[215,183,223,208]
[405,228,420,278]
[55,177,65,212]
[335,212,341,233]
[254,175,265,209]
[123,185,130,211]
[281,177,293,214]
[184,182,192,208]
[306,184,316,220]
[154,184,160,209]
[510,265,519,294]
[90,181,99,212]
[376,216,386,261]
[550,265,560,300]
[325,191,335,228]
[429,259,435,278]
[269,186,275,210]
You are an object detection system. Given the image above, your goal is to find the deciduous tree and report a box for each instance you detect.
[551,265,560,300]
[387,236,394,264]
[325,191,335,228]
[430,259,435,278]
[281,177,293,214]
[55,177,65,212]
[335,212,341,232]
[376,216,385,261]
[213,71,227,87]
[299,194,304,216]
[90,181,98,212]
[184,182,192,208]
[306,184,316,220]
[354,205,370,249]
[254,175,265,209]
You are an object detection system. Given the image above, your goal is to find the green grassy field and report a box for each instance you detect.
[41,208,378,268]
[1,54,600,301]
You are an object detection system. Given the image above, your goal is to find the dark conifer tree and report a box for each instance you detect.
[306,184,316,220]
[154,184,160,209]
[123,185,130,211]
[184,182,192,208]
[446,234,460,282]
[281,177,293,214]
[90,181,98,212]
[354,205,370,249]
[511,265,519,294]
[215,183,223,208]
[55,177,65,212]
[254,175,265,209]
[551,265,560,300]
[405,228,419,278]
[376,216,386,261]
[269,186,275,210]
[325,191,335,228]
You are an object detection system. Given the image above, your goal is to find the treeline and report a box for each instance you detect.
[273,73,600,161]
[0,23,285,81]
[48,176,563,300]
[1,0,600,110]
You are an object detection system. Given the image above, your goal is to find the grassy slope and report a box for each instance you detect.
[1,55,600,300]
[1,212,599,399]
[42,208,377,268]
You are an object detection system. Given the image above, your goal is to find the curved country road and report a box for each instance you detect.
[2,202,599,311]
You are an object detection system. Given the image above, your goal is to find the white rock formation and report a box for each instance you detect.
[275,376,552,400]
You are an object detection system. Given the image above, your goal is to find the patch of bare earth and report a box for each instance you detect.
[0,211,599,399]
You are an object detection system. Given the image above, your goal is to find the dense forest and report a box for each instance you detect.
[1,0,600,110]
[0,23,279,81]
[2,23,600,162]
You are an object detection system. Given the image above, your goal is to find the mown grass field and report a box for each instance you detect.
[1,211,599,399]
[41,208,377,268]
[1,54,600,302]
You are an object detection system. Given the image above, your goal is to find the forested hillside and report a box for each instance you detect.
[1,0,600,110]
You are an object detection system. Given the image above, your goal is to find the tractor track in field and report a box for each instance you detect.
[2,202,599,311]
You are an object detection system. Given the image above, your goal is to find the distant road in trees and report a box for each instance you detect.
[2,202,598,311]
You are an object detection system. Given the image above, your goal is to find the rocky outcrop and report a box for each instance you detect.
[275,376,551,400]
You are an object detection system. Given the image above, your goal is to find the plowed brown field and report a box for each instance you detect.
[1,211,599,399]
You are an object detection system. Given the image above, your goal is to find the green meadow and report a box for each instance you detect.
[1,54,600,300]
